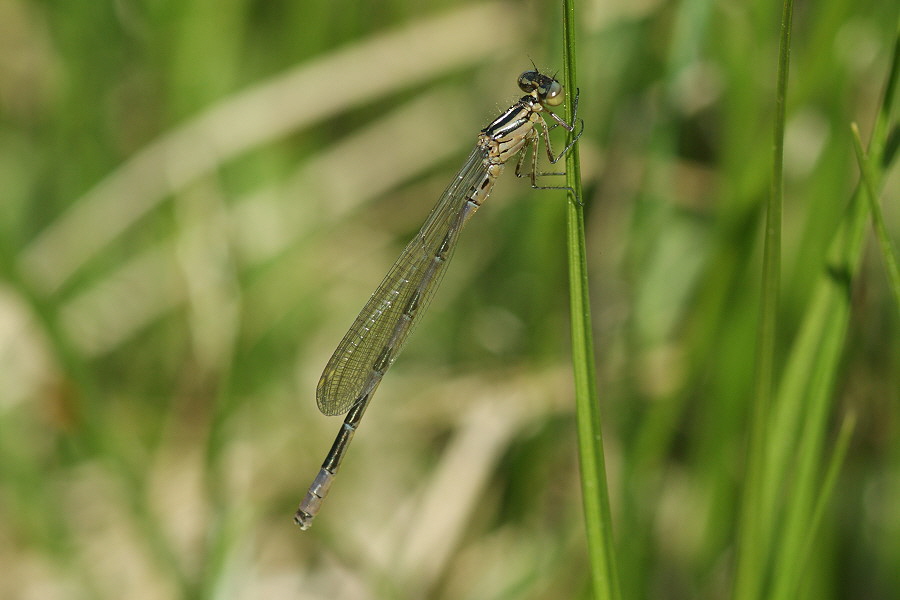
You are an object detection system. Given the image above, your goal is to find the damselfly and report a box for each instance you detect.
[295,68,583,530]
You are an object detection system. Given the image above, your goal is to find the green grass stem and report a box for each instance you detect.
[733,2,793,599]
[561,2,620,599]
[850,122,900,318]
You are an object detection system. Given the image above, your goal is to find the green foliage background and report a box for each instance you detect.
[0,1,897,599]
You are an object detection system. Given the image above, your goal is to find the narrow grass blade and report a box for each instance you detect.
[733,2,793,599]
[561,2,621,599]
[850,123,900,318]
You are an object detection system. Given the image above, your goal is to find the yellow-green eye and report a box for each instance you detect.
[542,80,564,106]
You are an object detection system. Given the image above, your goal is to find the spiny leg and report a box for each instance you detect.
[513,119,582,203]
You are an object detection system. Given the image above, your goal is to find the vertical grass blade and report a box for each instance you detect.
[739,15,898,600]
[561,2,621,599]
[733,1,793,599]
[850,123,900,317]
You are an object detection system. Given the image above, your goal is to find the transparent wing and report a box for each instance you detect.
[316,146,491,416]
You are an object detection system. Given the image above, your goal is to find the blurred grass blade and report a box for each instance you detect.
[850,123,900,318]
[750,18,899,600]
[770,413,856,600]
[734,2,793,599]
[561,2,621,599]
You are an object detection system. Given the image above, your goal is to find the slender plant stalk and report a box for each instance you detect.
[561,2,620,599]
[738,13,899,600]
[769,408,857,600]
[763,16,899,556]
[734,1,793,599]
[850,123,900,317]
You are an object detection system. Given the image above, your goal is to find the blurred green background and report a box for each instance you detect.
[0,0,897,599]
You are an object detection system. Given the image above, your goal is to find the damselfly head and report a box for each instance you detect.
[517,70,564,107]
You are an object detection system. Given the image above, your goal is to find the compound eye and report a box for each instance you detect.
[541,80,564,106]
[518,70,539,93]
